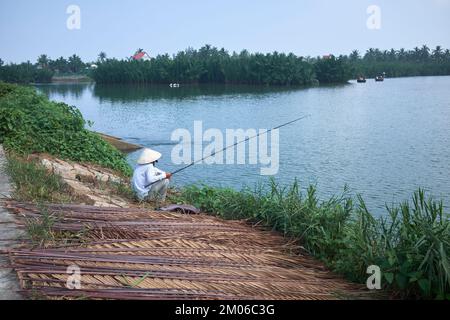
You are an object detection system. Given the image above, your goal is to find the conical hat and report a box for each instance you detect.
[137,148,162,164]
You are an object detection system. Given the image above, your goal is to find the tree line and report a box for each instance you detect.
[0,54,88,84]
[91,45,450,85]
[2,45,450,85]
[347,45,450,78]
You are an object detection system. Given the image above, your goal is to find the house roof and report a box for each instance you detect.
[133,52,146,60]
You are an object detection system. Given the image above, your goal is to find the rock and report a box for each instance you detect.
[160,204,201,215]
[38,155,129,208]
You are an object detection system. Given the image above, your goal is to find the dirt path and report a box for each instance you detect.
[0,146,23,300]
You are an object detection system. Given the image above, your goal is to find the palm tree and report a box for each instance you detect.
[398,48,407,60]
[444,49,450,59]
[37,54,50,68]
[432,46,443,60]
[68,54,84,73]
[98,52,107,62]
[364,48,377,61]
[388,48,396,60]
[413,47,421,60]
[420,45,430,61]
[349,50,360,61]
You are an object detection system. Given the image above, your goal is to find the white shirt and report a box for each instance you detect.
[131,163,166,200]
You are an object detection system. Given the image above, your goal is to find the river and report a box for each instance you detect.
[36,76,450,214]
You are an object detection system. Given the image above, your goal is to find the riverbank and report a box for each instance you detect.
[1,82,449,299]
[51,75,93,83]
[3,146,448,299]
[1,148,375,300]
[175,182,450,299]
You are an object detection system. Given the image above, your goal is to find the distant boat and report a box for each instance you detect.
[357,76,366,83]
[375,75,384,82]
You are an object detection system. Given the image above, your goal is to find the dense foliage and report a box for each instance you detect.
[0,82,131,175]
[92,45,450,85]
[92,46,318,86]
[314,55,354,83]
[0,62,54,84]
[178,180,450,299]
[348,45,450,78]
[0,54,88,84]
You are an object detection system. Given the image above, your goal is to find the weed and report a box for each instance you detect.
[5,155,75,203]
[177,179,450,299]
[25,205,56,246]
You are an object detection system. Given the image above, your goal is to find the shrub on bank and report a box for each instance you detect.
[0,82,131,176]
[178,179,450,299]
[0,63,54,84]
[314,56,354,83]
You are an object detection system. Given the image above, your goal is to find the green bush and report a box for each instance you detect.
[0,82,131,175]
[177,179,450,299]
[0,63,54,84]
[314,56,354,83]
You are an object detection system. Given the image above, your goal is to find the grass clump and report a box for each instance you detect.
[5,155,74,203]
[25,206,57,246]
[0,82,131,176]
[177,179,450,299]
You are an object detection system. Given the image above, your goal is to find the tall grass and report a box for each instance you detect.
[5,155,75,203]
[177,179,450,299]
[25,206,57,246]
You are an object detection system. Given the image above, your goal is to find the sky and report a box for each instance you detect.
[1,0,450,63]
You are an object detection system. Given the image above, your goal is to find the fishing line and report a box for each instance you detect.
[145,114,311,188]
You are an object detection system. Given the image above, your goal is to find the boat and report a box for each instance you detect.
[357,76,366,83]
[96,132,143,153]
[375,75,384,82]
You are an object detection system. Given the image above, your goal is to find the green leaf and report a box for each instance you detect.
[384,272,394,284]
[396,273,408,289]
[418,279,430,294]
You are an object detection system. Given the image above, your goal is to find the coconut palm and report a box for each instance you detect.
[432,46,443,60]
[68,54,84,73]
[37,54,50,68]
[444,49,450,59]
[349,50,360,61]
[98,52,107,62]
[420,45,430,61]
[398,48,407,60]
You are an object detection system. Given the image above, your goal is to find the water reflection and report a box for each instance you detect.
[93,83,302,103]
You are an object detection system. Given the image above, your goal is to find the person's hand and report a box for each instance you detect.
[165,172,172,180]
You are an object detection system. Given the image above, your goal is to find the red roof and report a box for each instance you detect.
[133,52,146,60]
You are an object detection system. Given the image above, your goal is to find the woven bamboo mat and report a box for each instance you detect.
[4,201,371,300]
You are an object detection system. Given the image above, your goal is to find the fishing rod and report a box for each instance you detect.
[145,114,310,188]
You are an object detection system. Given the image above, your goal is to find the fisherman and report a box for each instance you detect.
[131,148,172,202]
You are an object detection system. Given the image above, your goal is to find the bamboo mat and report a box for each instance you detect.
[3,201,371,300]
